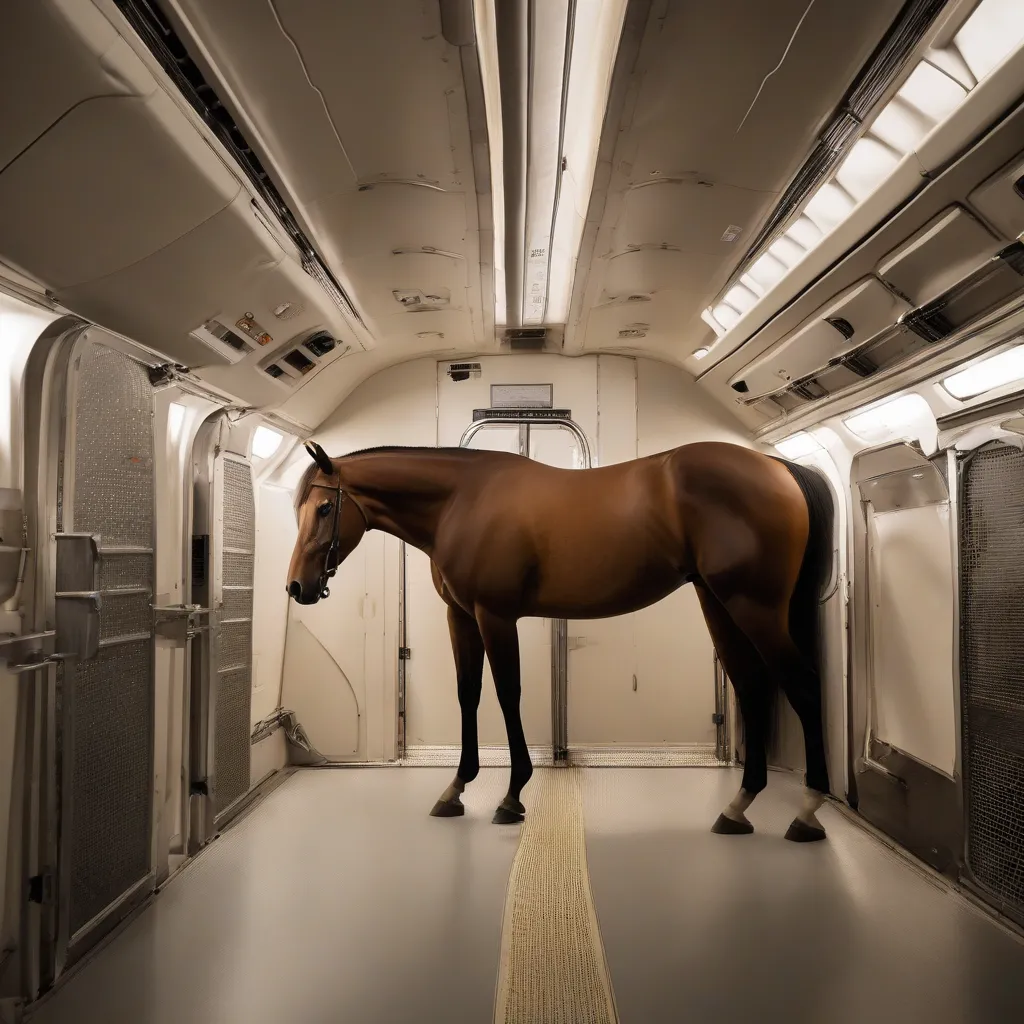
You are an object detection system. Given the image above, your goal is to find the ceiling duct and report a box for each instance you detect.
[500,326,561,351]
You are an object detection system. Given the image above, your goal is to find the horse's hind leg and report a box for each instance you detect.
[430,603,485,818]
[718,593,830,843]
[695,583,774,835]
[476,608,533,825]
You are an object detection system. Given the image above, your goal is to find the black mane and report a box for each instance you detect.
[342,444,480,458]
[293,444,485,514]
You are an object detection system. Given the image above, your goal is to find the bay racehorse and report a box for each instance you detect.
[286,440,834,841]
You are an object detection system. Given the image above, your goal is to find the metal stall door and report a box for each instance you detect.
[208,448,257,826]
[850,442,961,876]
[53,334,158,971]
[958,442,1024,924]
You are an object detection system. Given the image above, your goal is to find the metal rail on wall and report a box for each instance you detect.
[459,412,592,764]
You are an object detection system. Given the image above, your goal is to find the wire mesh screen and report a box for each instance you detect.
[959,444,1024,917]
[214,457,255,816]
[67,643,154,934]
[64,340,155,938]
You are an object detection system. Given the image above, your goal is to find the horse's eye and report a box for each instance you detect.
[317,502,332,518]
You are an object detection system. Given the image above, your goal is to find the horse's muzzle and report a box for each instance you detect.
[287,580,319,605]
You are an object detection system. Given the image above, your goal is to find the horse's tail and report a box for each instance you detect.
[781,459,835,669]
[763,458,835,750]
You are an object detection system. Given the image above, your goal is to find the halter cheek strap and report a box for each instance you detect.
[308,480,366,600]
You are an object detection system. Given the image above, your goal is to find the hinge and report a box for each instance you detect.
[711,713,725,726]
[27,872,53,905]
[398,647,411,660]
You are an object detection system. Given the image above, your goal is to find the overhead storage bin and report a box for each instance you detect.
[876,205,1001,307]
[729,277,908,400]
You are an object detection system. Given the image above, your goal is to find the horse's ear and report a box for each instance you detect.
[303,440,334,476]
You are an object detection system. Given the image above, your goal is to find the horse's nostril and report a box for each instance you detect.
[288,581,302,599]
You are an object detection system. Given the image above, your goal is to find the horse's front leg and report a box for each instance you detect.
[476,608,532,825]
[430,602,485,818]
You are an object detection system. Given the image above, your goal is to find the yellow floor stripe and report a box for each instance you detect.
[494,768,618,1024]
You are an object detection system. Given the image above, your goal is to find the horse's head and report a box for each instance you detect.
[287,441,367,604]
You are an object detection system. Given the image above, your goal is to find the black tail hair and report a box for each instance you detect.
[764,458,836,747]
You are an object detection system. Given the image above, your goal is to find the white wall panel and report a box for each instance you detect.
[868,504,957,775]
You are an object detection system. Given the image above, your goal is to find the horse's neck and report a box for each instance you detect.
[339,451,465,550]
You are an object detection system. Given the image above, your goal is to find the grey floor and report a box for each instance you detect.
[583,768,1024,1023]
[29,768,518,1024]
[28,767,1024,1024]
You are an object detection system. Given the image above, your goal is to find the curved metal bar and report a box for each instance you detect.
[459,416,593,468]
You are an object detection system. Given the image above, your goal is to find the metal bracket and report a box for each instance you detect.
[0,631,56,674]
[398,647,411,660]
[153,603,210,643]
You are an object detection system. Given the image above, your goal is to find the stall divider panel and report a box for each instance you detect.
[958,442,1024,926]
[210,452,256,822]
[54,335,157,973]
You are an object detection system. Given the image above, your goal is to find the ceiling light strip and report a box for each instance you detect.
[702,0,1024,348]
[495,0,530,328]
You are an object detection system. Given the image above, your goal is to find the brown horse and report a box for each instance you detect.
[286,440,835,841]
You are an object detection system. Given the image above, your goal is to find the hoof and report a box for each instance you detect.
[492,797,525,825]
[785,818,826,843]
[711,812,754,835]
[430,797,465,818]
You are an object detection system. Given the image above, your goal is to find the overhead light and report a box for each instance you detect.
[896,61,968,123]
[842,392,933,442]
[252,425,284,460]
[711,302,741,331]
[544,0,629,325]
[700,309,726,338]
[954,0,1024,81]
[774,432,821,459]
[168,402,186,442]
[692,346,710,360]
[474,0,507,326]
[696,19,1024,344]
[869,96,932,154]
[942,343,1024,399]
[723,283,758,313]
[804,182,855,234]
[522,0,572,326]
[834,136,901,202]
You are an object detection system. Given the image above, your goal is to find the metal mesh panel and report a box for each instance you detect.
[68,640,153,935]
[218,620,251,671]
[221,587,253,622]
[213,455,255,817]
[99,591,152,642]
[223,551,254,588]
[63,340,155,941]
[70,345,153,548]
[959,444,1024,916]
[222,459,255,551]
[214,667,252,813]
[99,553,152,591]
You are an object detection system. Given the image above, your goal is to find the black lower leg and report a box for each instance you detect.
[477,610,532,825]
[431,605,485,819]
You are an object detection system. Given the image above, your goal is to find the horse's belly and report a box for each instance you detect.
[529,559,688,619]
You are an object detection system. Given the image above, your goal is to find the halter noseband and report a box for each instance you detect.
[307,478,364,600]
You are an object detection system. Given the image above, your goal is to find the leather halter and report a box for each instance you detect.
[307,479,365,599]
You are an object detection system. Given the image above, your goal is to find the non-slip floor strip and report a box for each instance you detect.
[494,767,618,1024]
